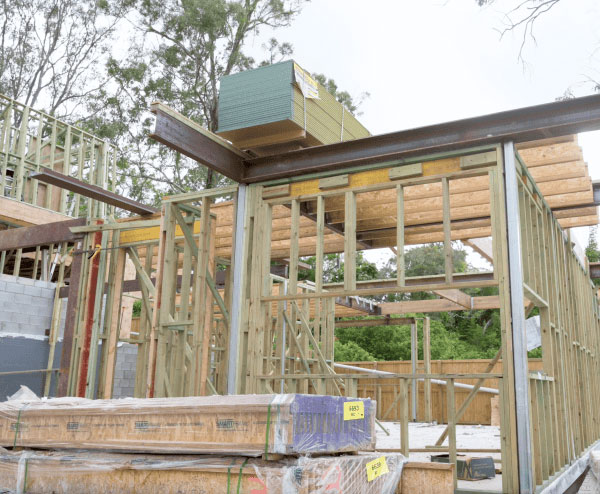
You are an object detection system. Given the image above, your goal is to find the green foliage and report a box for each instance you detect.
[379,243,469,302]
[132,300,142,318]
[334,341,375,362]
[586,226,600,286]
[0,0,132,116]
[336,315,500,362]
[299,252,379,284]
[586,226,600,262]
[404,243,467,277]
[332,243,504,362]
[86,0,308,203]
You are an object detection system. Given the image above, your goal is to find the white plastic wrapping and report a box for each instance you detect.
[0,392,375,456]
[0,448,405,494]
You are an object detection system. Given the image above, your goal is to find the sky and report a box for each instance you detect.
[244,0,600,266]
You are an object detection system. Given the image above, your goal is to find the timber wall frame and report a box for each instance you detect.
[0,93,117,279]
[43,139,600,492]
[0,93,117,220]
[228,142,600,493]
[2,94,600,493]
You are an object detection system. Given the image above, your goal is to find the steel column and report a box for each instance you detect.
[503,140,534,493]
[227,184,247,395]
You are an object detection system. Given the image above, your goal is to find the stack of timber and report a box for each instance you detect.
[0,394,376,456]
[0,393,408,493]
[0,449,405,494]
[217,60,370,155]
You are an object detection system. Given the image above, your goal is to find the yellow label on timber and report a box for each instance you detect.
[343,401,364,421]
[288,157,461,197]
[366,456,389,482]
[120,221,202,244]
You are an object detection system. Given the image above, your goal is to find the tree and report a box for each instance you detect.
[334,341,375,362]
[586,226,600,287]
[586,226,600,263]
[0,0,130,117]
[89,0,307,203]
[476,0,600,89]
[299,252,379,284]
[380,243,469,301]
[335,317,499,361]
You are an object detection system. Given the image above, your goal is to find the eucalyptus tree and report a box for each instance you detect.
[0,0,131,117]
[90,0,307,203]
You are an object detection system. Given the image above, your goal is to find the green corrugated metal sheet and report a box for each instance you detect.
[218,61,294,132]
[217,60,370,147]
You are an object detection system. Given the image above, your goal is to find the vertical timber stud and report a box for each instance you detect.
[396,184,405,286]
[503,141,534,493]
[57,242,83,396]
[423,317,432,422]
[442,177,453,283]
[344,190,356,291]
[411,320,417,421]
[227,184,247,395]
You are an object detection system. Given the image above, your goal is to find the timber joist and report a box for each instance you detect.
[184,136,598,260]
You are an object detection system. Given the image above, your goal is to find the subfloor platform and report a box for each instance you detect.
[377,421,502,492]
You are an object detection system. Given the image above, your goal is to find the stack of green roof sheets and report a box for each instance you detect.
[217,60,369,153]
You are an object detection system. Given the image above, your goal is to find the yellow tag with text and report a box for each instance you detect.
[366,456,389,482]
[343,401,364,421]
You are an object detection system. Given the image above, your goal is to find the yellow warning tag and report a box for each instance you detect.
[366,456,389,482]
[343,401,364,421]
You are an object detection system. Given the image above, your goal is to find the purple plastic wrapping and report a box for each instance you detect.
[0,392,376,456]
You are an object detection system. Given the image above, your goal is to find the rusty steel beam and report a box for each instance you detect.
[150,102,246,182]
[242,94,600,182]
[0,218,85,251]
[30,169,158,216]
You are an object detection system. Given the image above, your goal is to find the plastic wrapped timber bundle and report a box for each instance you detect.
[217,60,370,155]
[0,448,405,494]
[0,394,375,456]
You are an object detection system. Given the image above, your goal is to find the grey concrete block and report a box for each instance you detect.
[7,311,26,323]
[4,283,24,294]
[0,311,13,323]
[23,286,43,298]
[16,277,35,286]
[40,287,56,298]
[13,294,33,306]
[34,279,56,289]
[31,316,52,329]
[13,300,41,314]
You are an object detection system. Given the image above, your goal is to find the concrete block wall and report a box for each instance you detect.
[112,343,138,398]
[0,274,63,338]
[0,274,139,400]
[0,274,66,399]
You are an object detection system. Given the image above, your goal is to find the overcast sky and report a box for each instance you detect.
[245,0,600,260]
